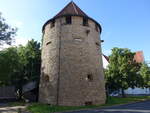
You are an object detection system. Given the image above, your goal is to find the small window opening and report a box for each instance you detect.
[86,74,93,81]
[66,16,72,24]
[83,18,88,26]
[44,75,49,82]
[95,24,99,32]
[95,42,100,46]
[85,101,93,106]
[86,30,90,36]
[46,41,51,45]
[74,38,82,42]
[101,40,104,43]
[51,20,55,28]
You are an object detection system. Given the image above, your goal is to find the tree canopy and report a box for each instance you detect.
[0,12,17,45]
[0,39,41,98]
[140,63,150,88]
[0,47,20,86]
[105,47,141,97]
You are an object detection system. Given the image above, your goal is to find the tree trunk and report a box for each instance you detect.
[18,86,23,100]
[105,85,109,103]
[121,88,126,97]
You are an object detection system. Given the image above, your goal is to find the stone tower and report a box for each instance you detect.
[39,1,106,106]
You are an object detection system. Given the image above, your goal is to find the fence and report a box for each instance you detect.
[124,87,150,95]
[0,86,16,99]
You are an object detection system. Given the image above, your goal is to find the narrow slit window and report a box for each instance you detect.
[95,42,100,46]
[46,41,51,45]
[66,16,72,24]
[85,101,93,106]
[83,18,88,26]
[51,20,55,28]
[86,74,93,81]
[74,38,82,42]
[44,75,49,82]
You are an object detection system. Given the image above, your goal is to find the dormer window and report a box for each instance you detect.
[66,16,72,24]
[83,18,88,26]
[51,20,55,28]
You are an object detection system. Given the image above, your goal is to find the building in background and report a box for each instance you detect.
[102,51,145,69]
[102,51,150,95]
[134,51,144,63]
[102,54,109,69]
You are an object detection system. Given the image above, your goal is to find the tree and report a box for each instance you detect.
[0,12,17,45]
[0,47,21,86]
[105,48,141,97]
[14,39,41,99]
[0,39,41,100]
[140,63,150,88]
[21,39,41,82]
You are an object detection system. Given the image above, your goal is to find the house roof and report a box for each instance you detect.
[42,1,102,32]
[134,51,144,63]
[102,51,144,64]
[103,54,109,62]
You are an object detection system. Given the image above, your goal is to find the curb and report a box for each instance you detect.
[54,99,150,113]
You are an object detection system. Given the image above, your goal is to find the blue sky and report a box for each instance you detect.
[0,0,150,61]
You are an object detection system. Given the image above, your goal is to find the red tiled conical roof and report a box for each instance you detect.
[54,1,88,18]
[42,1,101,32]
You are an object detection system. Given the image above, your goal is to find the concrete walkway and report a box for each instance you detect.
[0,105,29,113]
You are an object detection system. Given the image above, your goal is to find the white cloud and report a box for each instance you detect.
[0,37,31,50]
[13,37,30,46]
[0,43,10,50]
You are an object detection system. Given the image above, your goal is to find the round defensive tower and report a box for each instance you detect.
[39,1,106,106]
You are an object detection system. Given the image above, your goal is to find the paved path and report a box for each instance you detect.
[0,105,28,113]
[62,100,150,113]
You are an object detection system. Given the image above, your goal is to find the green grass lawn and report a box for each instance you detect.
[27,96,150,113]
[8,101,26,106]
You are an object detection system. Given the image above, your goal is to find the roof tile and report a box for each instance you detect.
[54,1,88,18]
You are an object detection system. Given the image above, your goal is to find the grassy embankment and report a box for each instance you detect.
[26,96,150,113]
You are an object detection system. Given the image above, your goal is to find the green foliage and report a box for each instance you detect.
[0,47,21,86]
[0,12,17,45]
[105,96,150,106]
[140,63,150,88]
[105,48,141,96]
[18,39,41,82]
[27,96,150,113]
[0,39,41,98]
[27,103,101,113]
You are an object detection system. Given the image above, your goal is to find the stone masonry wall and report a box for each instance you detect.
[39,16,106,106]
